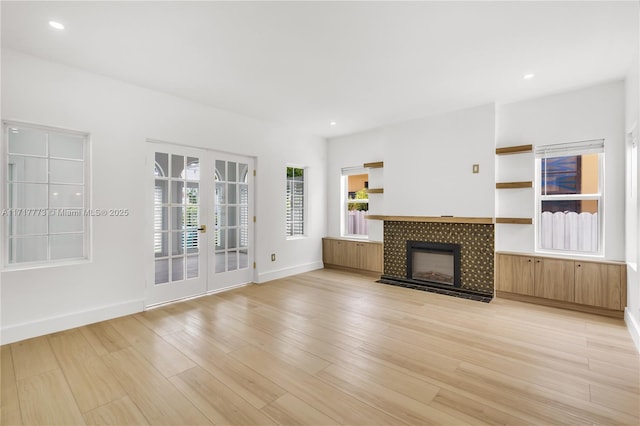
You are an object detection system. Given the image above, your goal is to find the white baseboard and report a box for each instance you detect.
[625,307,640,354]
[257,261,324,284]
[1,299,144,345]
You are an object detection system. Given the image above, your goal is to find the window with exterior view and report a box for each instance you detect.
[537,140,603,254]
[343,171,368,237]
[286,166,304,237]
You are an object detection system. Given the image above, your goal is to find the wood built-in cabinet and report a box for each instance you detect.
[496,252,626,317]
[322,237,383,275]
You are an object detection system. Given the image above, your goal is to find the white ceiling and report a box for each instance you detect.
[1,1,638,138]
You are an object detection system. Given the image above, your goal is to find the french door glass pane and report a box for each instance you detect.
[155,180,168,204]
[239,184,248,203]
[228,162,237,182]
[240,227,248,248]
[239,163,248,183]
[186,182,199,204]
[228,228,237,249]
[228,183,237,204]
[171,181,184,204]
[172,231,185,255]
[155,259,169,284]
[186,157,200,180]
[155,153,168,177]
[215,229,225,250]
[171,155,184,178]
[228,206,237,226]
[171,207,185,230]
[239,248,248,269]
[228,250,238,271]
[172,257,184,281]
[215,252,225,273]
[155,232,168,257]
[155,206,168,231]
[215,182,226,204]
[187,255,199,279]
[215,160,226,181]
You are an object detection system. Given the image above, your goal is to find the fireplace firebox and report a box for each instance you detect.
[406,241,461,288]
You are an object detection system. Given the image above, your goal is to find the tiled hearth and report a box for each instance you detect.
[381,220,495,298]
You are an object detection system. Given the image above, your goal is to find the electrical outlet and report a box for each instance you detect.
[472,164,480,173]
[271,253,276,262]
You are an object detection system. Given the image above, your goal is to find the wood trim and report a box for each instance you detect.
[495,290,624,318]
[363,161,384,168]
[322,237,383,246]
[367,188,384,194]
[495,251,627,266]
[495,144,533,155]
[495,217,533,224]
[323,264,381,277]
[366,215,494,224]
[496,181,533,189]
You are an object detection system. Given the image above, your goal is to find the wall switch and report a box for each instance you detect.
[271,253,276,262]
[472,164,480,173]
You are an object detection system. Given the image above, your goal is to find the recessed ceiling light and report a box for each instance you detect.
[523,73,535,80]
[49,21,65,30]
[330,121,337,126]
[9,128,19,134]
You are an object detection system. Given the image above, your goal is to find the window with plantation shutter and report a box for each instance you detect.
[286,166,305,237]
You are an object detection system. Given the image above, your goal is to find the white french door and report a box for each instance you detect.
[147,143,254,306]
[209,153,254,291]
[148,144,208,306]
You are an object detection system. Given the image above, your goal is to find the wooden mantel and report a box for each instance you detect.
[366,215,494,225]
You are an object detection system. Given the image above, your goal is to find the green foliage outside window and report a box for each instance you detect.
[348,188,369,211]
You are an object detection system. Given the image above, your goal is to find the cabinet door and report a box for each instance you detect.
[534,258,575,302]
[496,254,535,295]
[575,262,622,310]
[358,242,383,273]
[323,239,348,267]
[322,239,334,265]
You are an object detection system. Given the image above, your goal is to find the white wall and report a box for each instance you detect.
[625,33,640,352]
[326,104,496,241]
[383,104,496,218]
[496,81,626,262]
[1,49,326,344]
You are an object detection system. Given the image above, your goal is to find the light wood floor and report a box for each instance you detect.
[2,268,639,425]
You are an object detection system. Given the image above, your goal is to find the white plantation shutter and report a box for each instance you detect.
[286,167,305,236]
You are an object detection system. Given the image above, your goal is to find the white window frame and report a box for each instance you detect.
[2,121,91,269]
[341,166,369,239]
[286,165,306,238]
[535,139,604,256]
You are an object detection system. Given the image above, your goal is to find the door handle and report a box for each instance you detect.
[198,225,207,233]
